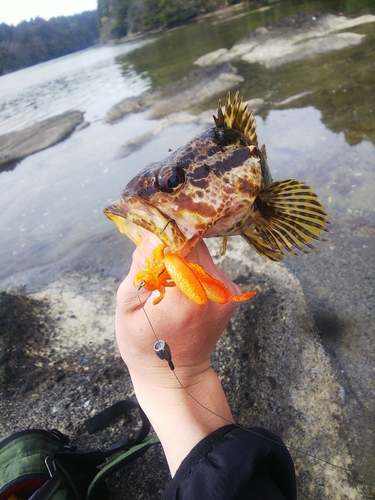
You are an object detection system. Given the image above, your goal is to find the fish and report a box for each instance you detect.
[104,91,330,265]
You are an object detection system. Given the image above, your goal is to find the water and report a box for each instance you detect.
[0,0,375,494]
[0,41,152,134]
[1,2,374,285]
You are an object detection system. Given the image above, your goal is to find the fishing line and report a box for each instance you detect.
[160,218,176,235]
[135,285,374,482]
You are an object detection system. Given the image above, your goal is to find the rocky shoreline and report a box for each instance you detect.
[1,10,374,499]
[1,11,374,172]
[1,239,370,499]
[195,12,375,69]
[103,62,243,123]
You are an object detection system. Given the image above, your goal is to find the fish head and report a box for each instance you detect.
[104,127,266,256]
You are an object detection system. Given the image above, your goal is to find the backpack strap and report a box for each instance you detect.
[84,400,151,450]
[86,435,159,500]
[83,400,159,499]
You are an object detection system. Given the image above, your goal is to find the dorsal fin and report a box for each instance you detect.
[213,91,258,147]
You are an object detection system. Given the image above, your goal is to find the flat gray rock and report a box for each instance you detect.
[103,63,243,123]
[0,110,84,169]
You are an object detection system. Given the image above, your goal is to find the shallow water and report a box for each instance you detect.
[0,0,375,493]
[0,41,151,135]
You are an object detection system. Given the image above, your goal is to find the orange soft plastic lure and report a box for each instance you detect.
[135,244,256,305]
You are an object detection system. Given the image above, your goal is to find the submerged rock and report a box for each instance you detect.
[103,63,243,123]
[0,110,84,170]
[195,12,375,69]
[0,239,371,498]
[118,98,264,158]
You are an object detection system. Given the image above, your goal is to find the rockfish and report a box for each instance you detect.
[104,91,329,264]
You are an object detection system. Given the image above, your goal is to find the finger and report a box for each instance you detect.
[117,232,162,313]
[117,275,152,316]
[130,232,163,273]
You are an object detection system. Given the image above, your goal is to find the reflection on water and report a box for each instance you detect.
[257,106,375,213]
[238,20,375,147]
[118,2,375,149]
[0,0,374,493]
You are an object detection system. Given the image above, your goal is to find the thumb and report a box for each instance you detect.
[130,231,163,274]
[118,232,163,312]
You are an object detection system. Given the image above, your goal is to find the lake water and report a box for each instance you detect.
[1,0,375,492]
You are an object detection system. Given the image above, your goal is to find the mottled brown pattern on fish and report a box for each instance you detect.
[104,91,330,260]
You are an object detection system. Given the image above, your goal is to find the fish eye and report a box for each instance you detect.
[157,166,186,193]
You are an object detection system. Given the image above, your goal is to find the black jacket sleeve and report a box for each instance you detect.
[162,424,297,500]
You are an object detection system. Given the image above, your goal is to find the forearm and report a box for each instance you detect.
[116,237,240,476]
[129,364,234,476]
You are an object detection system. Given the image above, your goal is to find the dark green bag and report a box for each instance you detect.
[0,401,158,500]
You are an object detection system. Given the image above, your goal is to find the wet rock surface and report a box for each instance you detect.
[210,240,373,500]
[0,110,84,170]
[1,239,373,499]
[195,12,375,69]
[103,63,243,123]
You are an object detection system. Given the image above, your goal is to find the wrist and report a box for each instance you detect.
[129,363,233,475]
[126,353,212,389]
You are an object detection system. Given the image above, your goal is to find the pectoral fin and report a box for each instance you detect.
[243,179,331,261]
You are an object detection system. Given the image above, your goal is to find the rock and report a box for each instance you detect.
[195,12,375,69]
[103,63,243,124]
[0,110,84,169]
[147,69,242,120]
[0,240,371,498]
[103,89,163,124]
[208,239,370,499]
[76,120,90,131]
[195,48,229,67]
[240,32,364,70]
[119,98,265,157]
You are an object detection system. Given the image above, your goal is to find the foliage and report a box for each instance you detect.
[157,0,204,26]
[0,11,99,75]
[99,0,225,40]
[111,1,130,37]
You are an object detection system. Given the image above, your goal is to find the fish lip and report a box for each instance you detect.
[104,196,196,255]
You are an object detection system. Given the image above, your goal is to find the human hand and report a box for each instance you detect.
[115,231,241,387]
[115,231,241,474]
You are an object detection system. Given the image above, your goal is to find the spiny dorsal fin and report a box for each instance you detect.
[213,91,258,147]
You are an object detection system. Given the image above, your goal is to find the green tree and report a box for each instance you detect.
[158,0,203,26]
[111,0,130,38]
[143,0,162,30]
[0,12,99,75]
[127,0,146,33]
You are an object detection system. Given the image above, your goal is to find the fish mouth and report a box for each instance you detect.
[104,196,199,255]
